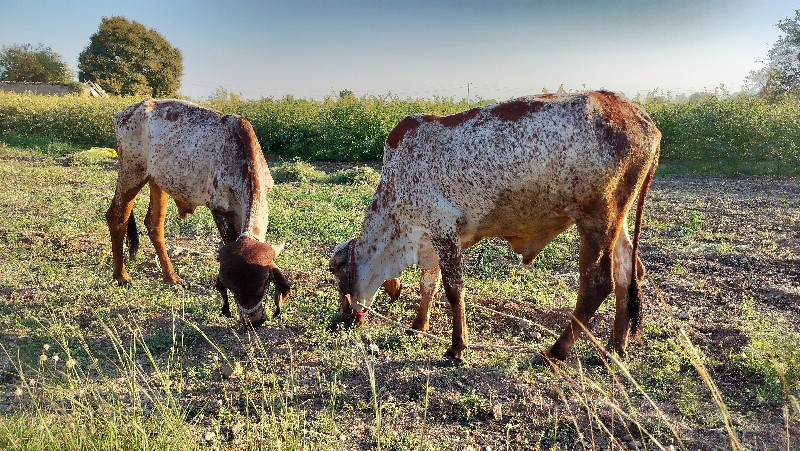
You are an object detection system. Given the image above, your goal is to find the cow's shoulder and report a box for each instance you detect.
[114,98,156,129]
[149,99,224,124]
[386,115,425,151]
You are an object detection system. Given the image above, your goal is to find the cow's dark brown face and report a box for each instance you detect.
[218,237,290,327]
[329,240,364,327]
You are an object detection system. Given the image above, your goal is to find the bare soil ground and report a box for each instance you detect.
[0,149,798,449]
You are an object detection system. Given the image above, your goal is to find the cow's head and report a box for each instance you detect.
[217,236,290,327]
[329,239,365,327]
[329,239,402,328]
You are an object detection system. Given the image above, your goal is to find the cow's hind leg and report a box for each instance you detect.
[144,181,183,285]
[547,221,618,361]
[107,179,147,285]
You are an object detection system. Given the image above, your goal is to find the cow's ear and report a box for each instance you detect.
[382,278,402,302]
[330,240,351,271]
[333,240,352,268]
[271,265,291,318]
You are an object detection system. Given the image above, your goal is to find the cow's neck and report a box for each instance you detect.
[351,209,418,310]
[237,158,269,242]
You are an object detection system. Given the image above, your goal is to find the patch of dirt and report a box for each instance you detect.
[644,175,800,320]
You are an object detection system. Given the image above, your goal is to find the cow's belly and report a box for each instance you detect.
[146,156,212,207]
[464,201,573,263]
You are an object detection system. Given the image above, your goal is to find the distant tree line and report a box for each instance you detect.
[1,16,182,97]
[0,44,73,84]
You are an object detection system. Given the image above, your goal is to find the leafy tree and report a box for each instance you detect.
[78,16,183,97]
[749,9,800,100]
[207,86,242,102]
[338,89,355,99]
[0,44,73,83]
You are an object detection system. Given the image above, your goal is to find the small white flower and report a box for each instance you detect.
[38,354,47,363]
[66,358,77,369]
[42,344,50,352]
[13,387,22,397]
[51,354,60,363]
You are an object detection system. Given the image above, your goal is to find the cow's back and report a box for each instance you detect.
[114,99,248,207]
[379,92,660,237]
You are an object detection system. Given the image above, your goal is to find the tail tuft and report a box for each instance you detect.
[126,213,140,260]
[627,278,644,338]
[627,141,659,339]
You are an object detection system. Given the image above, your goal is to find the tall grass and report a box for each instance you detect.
[0,311,332,450]
[1,91,798,172]
[3,304,782,449]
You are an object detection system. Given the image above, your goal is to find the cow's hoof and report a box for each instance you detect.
[165,275,185,286]
[405,326,428,337]
[443,347,465,365]
[531,350,560,367]
[114,275,133,286]
[606,341,627,360]
[410,320,430,332]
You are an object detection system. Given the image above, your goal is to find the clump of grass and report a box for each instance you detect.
[271,158,325,184]
[323,166,380,187]
[69,147,118,166]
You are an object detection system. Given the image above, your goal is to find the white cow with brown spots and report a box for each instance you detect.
[107,99,290,326]
[329,91,660,363]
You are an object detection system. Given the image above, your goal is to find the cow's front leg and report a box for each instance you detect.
[432,234,467,363]
[216,276,232,318]
[145,181,183,285]
[411,266,441,331]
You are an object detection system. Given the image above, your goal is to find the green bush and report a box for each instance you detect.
[1,91,799,173]
[0,92,129,147]
[645,94,800,175]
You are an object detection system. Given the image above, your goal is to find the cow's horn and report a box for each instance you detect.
[269,242,285,257]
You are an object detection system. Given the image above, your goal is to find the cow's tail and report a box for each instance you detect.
[126,212,140,260]
[627,142,660,338]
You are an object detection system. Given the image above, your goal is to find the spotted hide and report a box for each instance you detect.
[330,91,660,362]
[106,99,290,326]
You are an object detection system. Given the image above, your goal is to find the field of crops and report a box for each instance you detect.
[0,140,798,448]
[1,91,799,173]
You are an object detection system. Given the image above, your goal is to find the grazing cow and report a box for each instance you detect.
[329,91,660,362]
[107,99,290,326]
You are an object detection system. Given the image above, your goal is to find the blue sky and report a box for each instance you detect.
[0,0,796,100]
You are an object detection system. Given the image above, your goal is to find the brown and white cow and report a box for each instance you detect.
[107,99,290,326]
[330,91,660,362]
